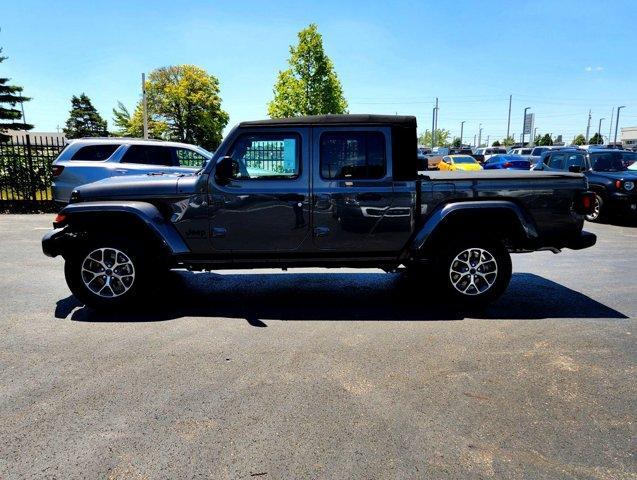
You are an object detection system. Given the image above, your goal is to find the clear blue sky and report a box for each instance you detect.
[2,0,636,144]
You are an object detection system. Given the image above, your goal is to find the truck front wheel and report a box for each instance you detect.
[64,237,149,310]
[437,238,512,306]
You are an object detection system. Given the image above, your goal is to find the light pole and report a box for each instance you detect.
[506,94,512,140]
[597,118,605,144]
[614,106,626,146]
[460,121,465,146]
[478,123,482,147]
[522,107,530,146]
[585,109,591,142]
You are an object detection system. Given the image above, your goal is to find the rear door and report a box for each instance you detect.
[311,126,411,252]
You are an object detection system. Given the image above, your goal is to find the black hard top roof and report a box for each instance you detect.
[239,114,417,128]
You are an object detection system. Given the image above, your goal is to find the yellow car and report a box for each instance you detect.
[437,155,483,171]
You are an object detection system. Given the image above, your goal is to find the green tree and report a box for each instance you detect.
[144,65,228,150]
[112,101,168,139]
[588,133,603,145]
[0,48,33,141]
[535,133,553,147]
[502,135,515,147]
[268,24,347,118]
[63,93,108,138]
[572,134,586,146]
[533,134,542,145]
[492,140,501,147]
[452,137,462,148]
[418,129,451,147]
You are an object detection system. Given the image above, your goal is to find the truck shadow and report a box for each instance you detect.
[55,271,628,324]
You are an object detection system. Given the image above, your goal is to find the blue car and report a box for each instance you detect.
[483,154,531,170]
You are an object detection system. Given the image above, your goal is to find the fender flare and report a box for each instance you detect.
[410,200,539,253]
[59,201,190,254]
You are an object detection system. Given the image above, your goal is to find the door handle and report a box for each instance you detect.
[313,227,330,237]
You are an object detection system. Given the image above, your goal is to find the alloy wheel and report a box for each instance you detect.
[81,248,135,298]
[449,248,498,296]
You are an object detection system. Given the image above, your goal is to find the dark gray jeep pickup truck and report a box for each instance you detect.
[42,114,596,310]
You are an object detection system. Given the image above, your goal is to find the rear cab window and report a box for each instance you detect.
[70,144,120,161]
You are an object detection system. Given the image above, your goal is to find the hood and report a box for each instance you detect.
[73,172,200,201]
[591,170,637,181]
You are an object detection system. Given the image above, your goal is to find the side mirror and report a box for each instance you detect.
[568,165,583,173]
[215,156,235,185]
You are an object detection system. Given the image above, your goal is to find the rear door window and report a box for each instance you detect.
[320,131,386,180]
[120,145,175,166]
[70,144,120,161]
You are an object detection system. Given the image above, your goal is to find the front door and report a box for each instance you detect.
[311,126,413,252]
[208,128,311,252]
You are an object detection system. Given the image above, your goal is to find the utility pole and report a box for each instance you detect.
[585,109,591,142]
[597,118,605,144]
[486,135,490,147]
[142,73,149,139]
[614,106,626,146]
[473,134,476,148]
[608,108,614,145]
[431,101,436,148]
[460,121,465,146]
[506,94,512,140]
[477,123,482,147]
[522,107,530,146]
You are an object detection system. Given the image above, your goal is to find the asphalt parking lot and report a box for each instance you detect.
[0,215,635,479]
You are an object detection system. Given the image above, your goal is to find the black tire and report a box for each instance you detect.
[585,193,605,223]
[436,237,512,307]
[64,236,151,310]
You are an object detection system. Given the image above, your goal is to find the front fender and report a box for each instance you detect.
[55,201,190,255]
[410,200,539,253]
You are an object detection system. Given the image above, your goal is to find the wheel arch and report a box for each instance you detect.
[58,201,190,258]
[411,200,539,256]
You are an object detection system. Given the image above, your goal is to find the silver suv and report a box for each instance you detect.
[52,138,212,203]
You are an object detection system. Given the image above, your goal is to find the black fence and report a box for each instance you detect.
[0,135,67,212]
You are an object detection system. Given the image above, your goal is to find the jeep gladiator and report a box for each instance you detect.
[42,115,596,309]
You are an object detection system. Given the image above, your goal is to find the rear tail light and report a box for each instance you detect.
[503,162,512,168]
[574,191,595,215]
[51,165,65,177]
[53,213,67,227]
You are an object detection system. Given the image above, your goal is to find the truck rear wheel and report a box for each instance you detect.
[64,237,149,310]
[437,238,512,306]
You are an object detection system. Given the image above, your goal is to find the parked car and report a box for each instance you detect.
[473,147,508,162]
[51,138,212,203]
[483,154,531,170]
[42,114,596,310]
[437,155,483,171]
[528,146,565,165]
[534,148,637,221]
[508,147,532,156]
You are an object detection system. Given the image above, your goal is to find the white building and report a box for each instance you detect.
[621,126,637,150]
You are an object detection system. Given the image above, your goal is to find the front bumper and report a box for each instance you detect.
[42,226,70,258]
[563,230,597,250]
[608,192,637,216]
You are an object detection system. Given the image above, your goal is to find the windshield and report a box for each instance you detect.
[620,151,637,167]
[453,156,476,164]
[590,152,627,172]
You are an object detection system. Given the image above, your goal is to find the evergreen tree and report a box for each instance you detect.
[0,48,33,142]
[588,133,603,145]
[268,24,347,118]
[63,93,108,138]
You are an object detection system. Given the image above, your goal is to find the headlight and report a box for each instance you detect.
[624,181,635,191]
